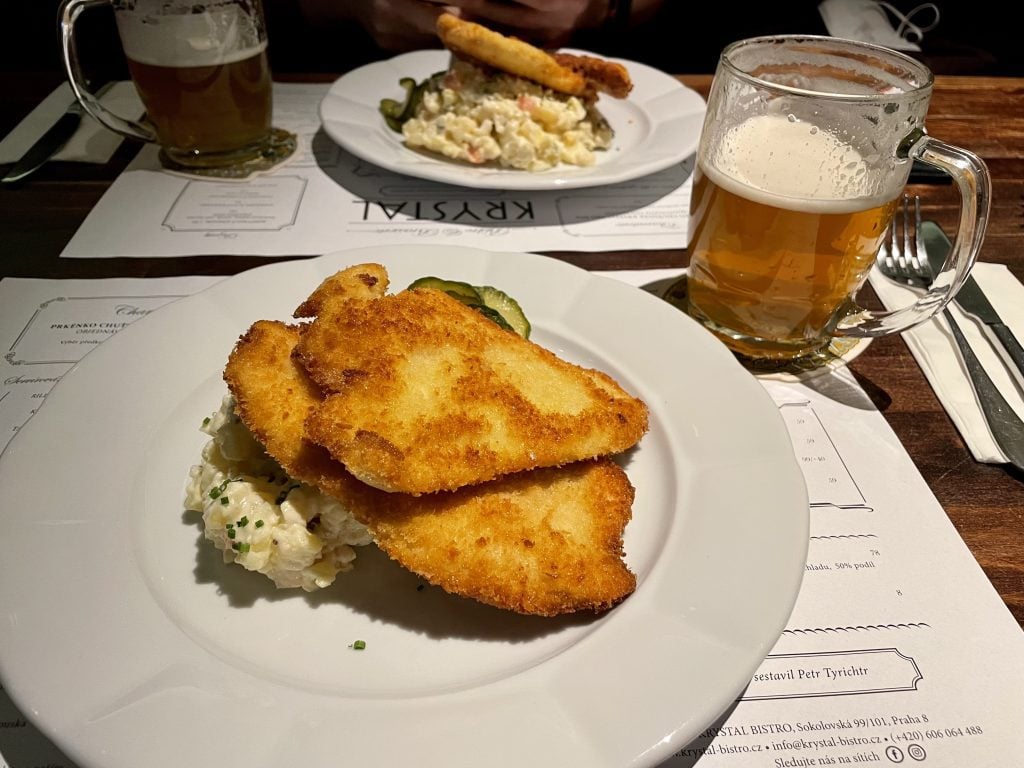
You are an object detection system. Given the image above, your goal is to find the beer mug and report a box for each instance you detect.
[59,0,293,173]
[686,35,991,363]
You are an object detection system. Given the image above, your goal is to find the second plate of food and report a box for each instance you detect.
[319,49,707,190]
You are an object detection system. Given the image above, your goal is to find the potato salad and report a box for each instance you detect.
[400,60,613,171]
[184,396,372,591]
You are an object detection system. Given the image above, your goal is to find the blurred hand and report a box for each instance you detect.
[305,0,457,51]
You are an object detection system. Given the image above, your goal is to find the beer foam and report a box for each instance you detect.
[705,114,900,214]
[116,8,266,67]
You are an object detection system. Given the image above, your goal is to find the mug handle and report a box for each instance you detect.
[835,132,992,337]
[59,0,156,143]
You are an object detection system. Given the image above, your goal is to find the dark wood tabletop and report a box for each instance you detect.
[2,70,1023,627]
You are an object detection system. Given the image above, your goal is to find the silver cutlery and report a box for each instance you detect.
[1,81,114,185]
[921,221,1024,397]
[1,102,84,185]
[876,195,1024,470]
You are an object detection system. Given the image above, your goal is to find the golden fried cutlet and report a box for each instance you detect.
[362,458,636,616]
[293,276,649,495]
[224,319,637,616]
[552,52,634,99]
[435,13,587,96]
[293,262,389,319]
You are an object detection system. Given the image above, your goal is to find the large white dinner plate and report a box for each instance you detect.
[0,246,807,768]
[319,50,707,190]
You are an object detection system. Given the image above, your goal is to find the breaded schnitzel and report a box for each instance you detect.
[552,52,634,99]
[293,271,649,495]
[293,262,389,319]
[435,13,587,96]
[223,319,636,616]
[434,14,634,100]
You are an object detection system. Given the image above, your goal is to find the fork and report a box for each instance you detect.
[876,195,1024,468]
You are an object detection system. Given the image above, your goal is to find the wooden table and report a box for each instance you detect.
[2,71,1023,627]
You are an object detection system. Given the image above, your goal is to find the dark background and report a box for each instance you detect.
[5,1,1021,81]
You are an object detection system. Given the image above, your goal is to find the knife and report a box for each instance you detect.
[923,221,1024,397]
[1,100,84,185]
[922,221,1024,470]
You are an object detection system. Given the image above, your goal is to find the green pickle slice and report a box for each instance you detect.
[378,72,445,133]
[407,277,531,339]
[476,285,531,338]
[408,276,482,304]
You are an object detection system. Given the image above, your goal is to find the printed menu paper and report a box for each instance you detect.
[1,273,1022,768]
[59,83,693,259]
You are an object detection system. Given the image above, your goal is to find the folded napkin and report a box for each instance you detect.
[868,263,1024,464]
[0,81,144,166]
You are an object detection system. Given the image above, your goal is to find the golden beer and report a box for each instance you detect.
[126,47,271,164]
[115,5,274,168]
[687,113,899,360]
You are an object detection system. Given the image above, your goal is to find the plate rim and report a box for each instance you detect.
[0,245,808,768]
[318,49,708,190]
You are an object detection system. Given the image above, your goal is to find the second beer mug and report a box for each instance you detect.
[60,0,295,175]
[685,35,990,365]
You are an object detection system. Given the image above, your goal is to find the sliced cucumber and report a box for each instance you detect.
[476,285,531,339]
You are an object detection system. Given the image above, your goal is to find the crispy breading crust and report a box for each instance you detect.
[552,52,634,99]
[436,13,587,96]
[294,282,649,494]
[364,458,636,616]
[223,318,636,616]
[293,262,389,319]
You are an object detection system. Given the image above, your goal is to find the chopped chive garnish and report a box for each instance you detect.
[238,516,249,527]
[202,417,210,427]
[227,528,236,539]
[236,542,250,553]
[209,477,242,500]
[255,519,265,528]
[351,640,366,650]
[220,496,229,505]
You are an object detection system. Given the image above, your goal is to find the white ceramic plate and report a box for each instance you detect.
[319,50,707,189]
[0,246,807,768]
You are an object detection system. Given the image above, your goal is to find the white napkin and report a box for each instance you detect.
[868,263,1024,463]
[817,0,931,51]
[0,81,144,165]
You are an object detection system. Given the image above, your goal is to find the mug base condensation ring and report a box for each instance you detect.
[157,127,298,180]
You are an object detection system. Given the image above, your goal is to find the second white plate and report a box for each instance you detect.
[319,50,707,189]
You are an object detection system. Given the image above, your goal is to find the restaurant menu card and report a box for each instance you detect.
[58,83,694,259]
[1,274,1022,768]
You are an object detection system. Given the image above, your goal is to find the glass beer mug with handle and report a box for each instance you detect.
[60,0,294,174]
[686,35,991,364]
